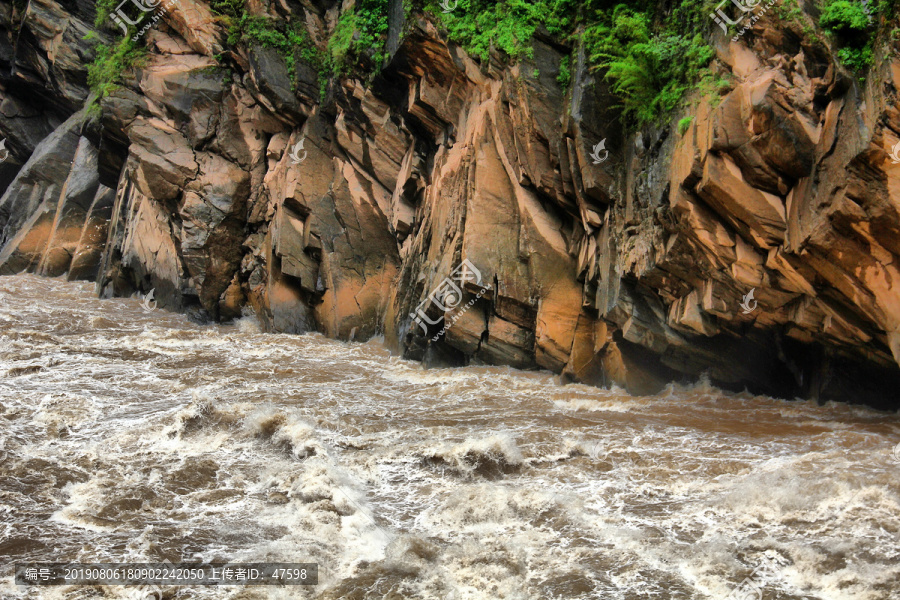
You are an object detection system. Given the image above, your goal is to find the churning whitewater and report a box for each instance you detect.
[0,274,898,600]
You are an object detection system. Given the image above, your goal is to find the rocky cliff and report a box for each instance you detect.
[2,0,900,408]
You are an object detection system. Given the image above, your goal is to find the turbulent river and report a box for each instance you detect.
[0,274,899,600]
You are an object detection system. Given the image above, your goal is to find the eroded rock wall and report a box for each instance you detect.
[2,0,900,407]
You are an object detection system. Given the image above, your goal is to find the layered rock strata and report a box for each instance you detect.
[2,0,900,407]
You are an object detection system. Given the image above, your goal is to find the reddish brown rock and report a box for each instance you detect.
[2,1,900,408]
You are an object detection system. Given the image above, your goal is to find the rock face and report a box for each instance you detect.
[2,0,900,408]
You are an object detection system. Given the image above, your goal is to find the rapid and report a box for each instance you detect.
[0,274,898,599]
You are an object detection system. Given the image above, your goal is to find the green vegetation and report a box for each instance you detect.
[557,55,571,89]
[327,0,391,73]
[677,116,694,136]
[697,70,733,105]
[213,0,390,95]
[586,5,714,126]
[775,0,805,23]
[226,13,315,81]
[94,0,119,28]
[817,0,880,74]
[428,0,573,62]
[87,36,147,99]
[82,0,723,128]
[209,0,244,19]
[774,0,817,41]
[836,45,874,70]
[327,9,362,71]
[87,0,149,106]
[214,4,330,95]
[878,0,899,15]
[779,0,896,76]
[86,0,388,106]
[427,1,716,127]
[420,0,895,124]
[82,0,900,137]
[820,0,871,32]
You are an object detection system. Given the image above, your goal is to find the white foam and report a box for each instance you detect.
[422,433,524,476]
[3,273,900,599]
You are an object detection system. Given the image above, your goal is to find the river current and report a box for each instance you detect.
[0,274,898,599]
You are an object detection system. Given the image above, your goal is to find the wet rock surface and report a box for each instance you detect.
[2,1,900,407]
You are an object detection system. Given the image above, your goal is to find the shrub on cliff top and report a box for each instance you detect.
[428,0,575,62]
[820,0,872,32]
[557,55,571,89]
[428,0,716,128]
[87,36,147,99]
[224,11,326,92]
[94,0,118,28]
[585,5,714,126]
[209,0,244,19]
[818,0,878,73]
[218,0,388,85]
[327,0,391,73]
[601,33,714,125]
[327,9,364,71]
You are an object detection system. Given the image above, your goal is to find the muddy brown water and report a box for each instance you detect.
[0,274,898,599]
